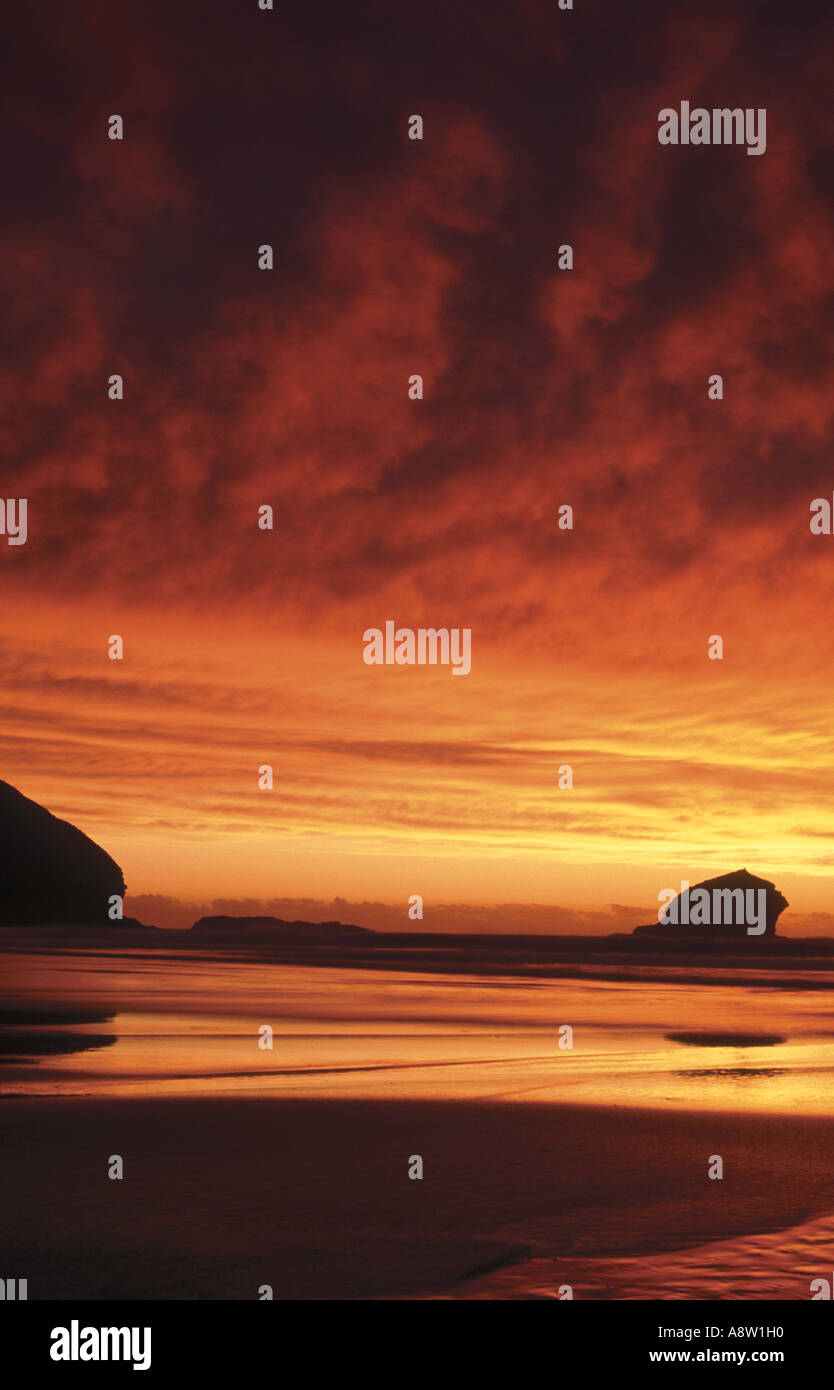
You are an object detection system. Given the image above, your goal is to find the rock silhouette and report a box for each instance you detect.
[633,868,788,938]
[0,780,126,925]
[191,915,371,939]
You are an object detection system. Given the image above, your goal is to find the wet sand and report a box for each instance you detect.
[3,1095,833,1299]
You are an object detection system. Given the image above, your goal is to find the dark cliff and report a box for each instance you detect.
[0,780,126,925]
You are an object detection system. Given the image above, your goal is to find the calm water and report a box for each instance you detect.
[4,948,834,1299]
[439,1216,834,1299]
[3,948,834,1112]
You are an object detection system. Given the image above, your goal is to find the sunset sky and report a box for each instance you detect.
[3,0,834,932]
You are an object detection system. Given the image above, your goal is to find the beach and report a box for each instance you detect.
[3,1095,834,1299]
[3,944,834,1299]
